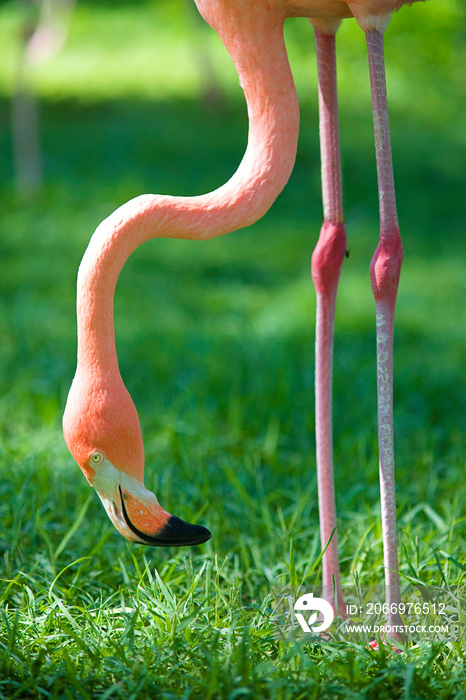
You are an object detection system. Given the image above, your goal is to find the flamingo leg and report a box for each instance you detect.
[311,23,347,616]
[365,27,403,633]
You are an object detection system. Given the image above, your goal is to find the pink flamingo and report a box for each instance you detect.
[63,0,421,634]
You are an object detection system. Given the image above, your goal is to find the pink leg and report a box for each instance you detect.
[311,25,347,616]
[366,29,403,633]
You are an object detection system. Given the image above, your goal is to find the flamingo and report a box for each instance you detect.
[63,0,422,635]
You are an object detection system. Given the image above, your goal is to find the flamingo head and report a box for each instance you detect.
[63,371,211,547]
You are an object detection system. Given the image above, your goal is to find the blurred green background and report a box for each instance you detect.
[0,0,465,693]
[0,0,465,553]
[0,0,464,487]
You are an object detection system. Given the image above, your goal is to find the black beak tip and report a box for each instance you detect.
[161,515,212,546]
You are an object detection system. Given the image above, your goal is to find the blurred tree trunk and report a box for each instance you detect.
[185,0,224,111]
[11,0,76,196]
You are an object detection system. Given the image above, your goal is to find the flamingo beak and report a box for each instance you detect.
[92,463,211,547]
[117,486,211,547]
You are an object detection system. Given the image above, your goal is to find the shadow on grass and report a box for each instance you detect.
[0,94,465,697]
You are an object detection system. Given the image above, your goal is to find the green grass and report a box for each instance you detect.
[1,0,466,697]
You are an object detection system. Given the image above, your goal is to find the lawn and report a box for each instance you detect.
[0,0,465,697]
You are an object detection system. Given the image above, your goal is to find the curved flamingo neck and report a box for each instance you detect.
[76,12,299,373]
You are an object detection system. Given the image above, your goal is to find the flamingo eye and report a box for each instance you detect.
[90,452,105,466]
